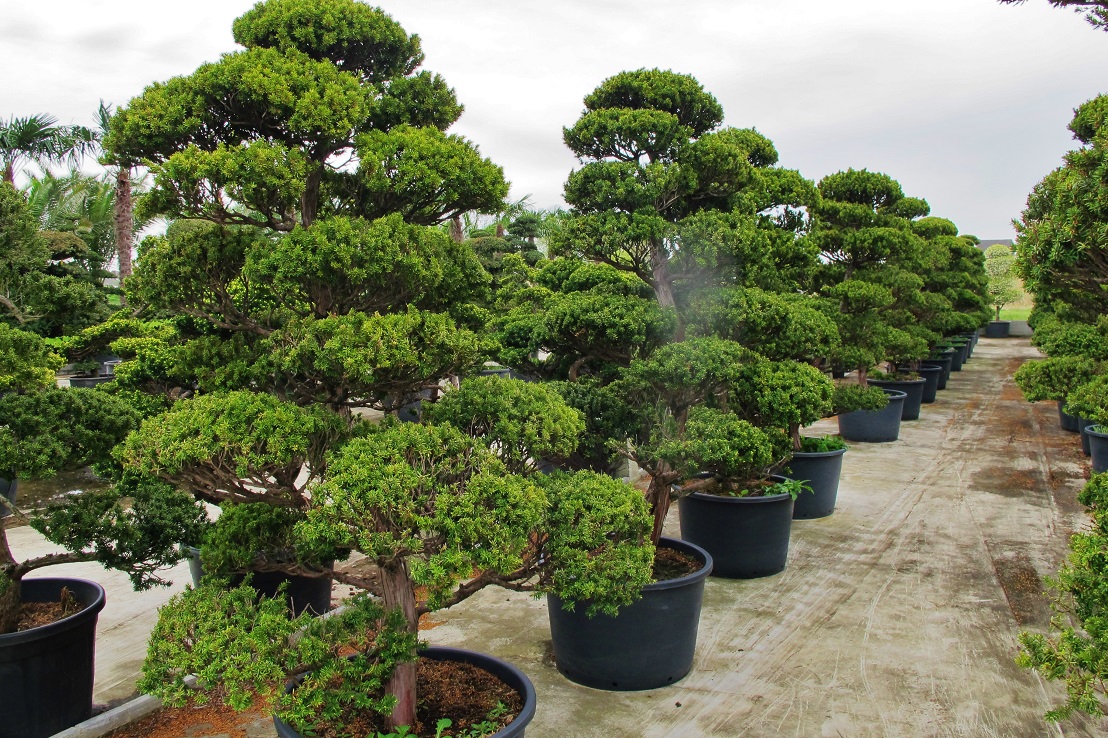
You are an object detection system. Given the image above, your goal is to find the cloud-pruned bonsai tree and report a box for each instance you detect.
[1015,95,1108,324]
[552,68,817,338]
[984,243,1023,322]
[0,323,204,634]
[102,0,509,568]
[1065,374,1108,428]
[492,256,675,382]
[1014,355,1103,405]
[807,169,939,381]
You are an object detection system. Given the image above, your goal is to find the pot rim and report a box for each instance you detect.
[791,446,848,460]
[869,377,926,386]
[1087,424,1108,437]
[641,536,714,592]
[0,578,106,647]
[276,646,537,738]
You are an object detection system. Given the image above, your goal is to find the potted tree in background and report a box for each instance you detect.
[0,323,204,738]
[984,243,1022,338]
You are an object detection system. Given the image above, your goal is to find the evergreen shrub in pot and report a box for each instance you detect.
[1014,356,1102,433]
[1066,375,1108,460]
[0,328,204,738]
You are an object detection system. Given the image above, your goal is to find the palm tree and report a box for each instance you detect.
[0,114,95,185]
[95,102,139,287]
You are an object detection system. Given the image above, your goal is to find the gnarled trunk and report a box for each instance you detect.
[379,560,419,730]
[649,237,683,341]
[0,529,21,634]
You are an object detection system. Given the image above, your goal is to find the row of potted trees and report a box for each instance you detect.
[1011,94,1108,722]
[0,3,994,737]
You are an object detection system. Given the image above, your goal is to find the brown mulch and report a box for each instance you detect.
[312,658,522,738]
[16,587,86,631]
[104,695,270,738]
[652,546,701,581]
[105,658,521,738]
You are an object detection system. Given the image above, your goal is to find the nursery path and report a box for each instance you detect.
[431,337,1108,738]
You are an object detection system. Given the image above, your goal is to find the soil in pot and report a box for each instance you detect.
[104,697,271,738]
[275,648,533,738]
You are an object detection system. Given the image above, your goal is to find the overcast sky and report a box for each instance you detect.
[3,0,1107,239]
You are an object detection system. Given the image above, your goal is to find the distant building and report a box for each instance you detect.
[976,238,1014,253]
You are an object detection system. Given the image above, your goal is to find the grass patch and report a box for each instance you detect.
[998,308,1031,321]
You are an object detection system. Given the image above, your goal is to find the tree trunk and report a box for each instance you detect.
[379,561,419,730]
[113,168,134,301]
[0,529,21,634]
[791,423,802,452]
[301,166,322,228]
[2,164,13,186]
[649,238,683,341]
[646,471,672,545]
[449,216,464,243]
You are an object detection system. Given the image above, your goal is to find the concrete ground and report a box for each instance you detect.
[11,337,1106,737]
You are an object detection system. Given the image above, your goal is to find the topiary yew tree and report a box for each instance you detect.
[553,69,818,337]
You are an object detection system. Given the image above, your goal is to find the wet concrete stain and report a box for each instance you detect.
[992,552,1050,628]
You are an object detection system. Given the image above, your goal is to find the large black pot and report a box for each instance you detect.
[923,353,953,390]
[67,376,113,389]
[985,321,1011,338]
[837,389,908,443]
[547,537,712,691]
[0,478,15,519]
[0,578,105,738]
[901,366,941,403]
[1058,401,1080,433]
[869,377,925,420]
[948,342,967,371]
[1079,417,1096,457]
[184,546,332,616]
[785,447,847,520]
[274,647,537,737]
[1089,425,1108,474]
[678,475,794,579]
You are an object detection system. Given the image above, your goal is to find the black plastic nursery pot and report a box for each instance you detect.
[902,365,942,403]
[1079,417,1096,457]
[184,546,332,616]
[1088,425,1108,474]
[869,377,925,420]
[944,341,966,371]
[785,447,847,520]
[0,578,106,738]
[547,537,712,691]
[273,647,537,738]
[1058,401,1080,433]
[677,475,794,579]
[67,375,113,388]
[985,321,1011,338]
[837,389,908,443]
[923,354,953,390]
